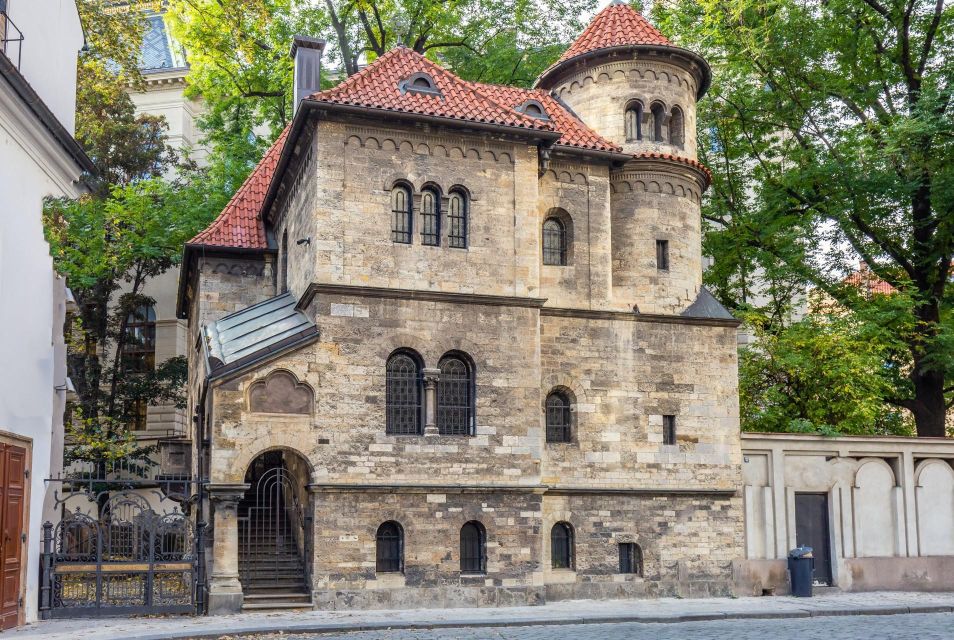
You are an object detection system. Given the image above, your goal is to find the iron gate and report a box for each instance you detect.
[39,457,204,619]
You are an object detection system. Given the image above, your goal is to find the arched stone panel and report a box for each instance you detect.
[853,459,898,557]
[247,369,314,415]
[916,460,954,556]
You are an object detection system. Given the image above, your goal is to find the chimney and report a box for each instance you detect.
[290,35,326,115]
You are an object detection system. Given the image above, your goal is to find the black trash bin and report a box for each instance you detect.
[788,546,814,597]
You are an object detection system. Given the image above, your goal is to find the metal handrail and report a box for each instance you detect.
[0,5,24,70]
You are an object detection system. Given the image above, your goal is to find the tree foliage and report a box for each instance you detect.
[655,0,954,436]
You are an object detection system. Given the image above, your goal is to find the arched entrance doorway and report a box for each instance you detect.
[239,450,313,608]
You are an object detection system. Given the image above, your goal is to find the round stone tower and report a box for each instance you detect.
[536,1,712,314]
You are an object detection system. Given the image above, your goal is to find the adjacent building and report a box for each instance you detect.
[179,3,744,613]
[0,0,93,627]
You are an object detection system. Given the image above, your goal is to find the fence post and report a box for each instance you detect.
[194,519,207,615]
[39,522,53,619]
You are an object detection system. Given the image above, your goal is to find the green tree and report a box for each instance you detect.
[656,0,954,436]
[166,0,595,136]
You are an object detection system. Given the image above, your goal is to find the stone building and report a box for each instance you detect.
[178,3,744,613]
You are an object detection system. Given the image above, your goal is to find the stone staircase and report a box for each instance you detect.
[238,497,312,611]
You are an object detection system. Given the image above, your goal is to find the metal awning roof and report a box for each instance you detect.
[204,293,318,379]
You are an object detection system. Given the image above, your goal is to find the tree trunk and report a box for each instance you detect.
[909,300,948,437]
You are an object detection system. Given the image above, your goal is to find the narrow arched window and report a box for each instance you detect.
[448,190,468,248]
[551,522,574,569]
[650,102,667,142]
[670,106,685,148]
[460,521,486,574]
[376,521,404,573]
[437,354,474,436]
[542,218,566,266]
[625,102,643,141]
[391,184,412,243]
[545,391,571,443]
[386,351,422,435]
[421,188,440,246]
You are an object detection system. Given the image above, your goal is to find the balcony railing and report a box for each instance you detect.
[0,2,24,70]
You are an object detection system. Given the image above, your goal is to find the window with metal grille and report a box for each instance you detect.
[376,521,403,573]
[663,415,676,445]
[421,189,440,246]
[656,239,670,271]
[545,391,571,443]
[386,352,422,435]
[391,185,412,243]
[619,542,643,575]
[625,102,643,141]
[460,521,486,574]
[437,355,473,435]
[551,522,574,569]
[280,232,289,293]
[542,217,566,266]
[448,190,468,248]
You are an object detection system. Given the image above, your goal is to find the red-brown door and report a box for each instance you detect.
[0,444,26,630]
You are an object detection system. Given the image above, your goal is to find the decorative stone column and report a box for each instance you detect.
[422,367,441,436]
[207,483,249,614]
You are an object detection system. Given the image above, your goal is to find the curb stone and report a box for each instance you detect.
[166,606,954,640]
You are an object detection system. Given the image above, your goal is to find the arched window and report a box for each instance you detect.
[551,522,574,569]
[376,521,404,573]
[386,351,422,435]
[670,106,685,147]
[437,353,474,436]
[460,521,486,574]
[545,391,571,443]
[280,231,289,293]
[542,218,566,266]
[650,102,667,142]
[391,184,412,243]
[448,190,468,249]
[625,102,643,141]
[619,542,643,575]
[421,188,440,246]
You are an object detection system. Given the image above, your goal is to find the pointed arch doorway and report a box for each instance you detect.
[238,450,313,608]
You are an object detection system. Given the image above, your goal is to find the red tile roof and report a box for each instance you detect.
[844,264,897,295]
[468,82,621,153]
[634,151,712,185]
[187,125,289,250]
[308,47,554,133]
[552,2,672,69]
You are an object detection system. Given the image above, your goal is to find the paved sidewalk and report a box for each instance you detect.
[11,591,954,640]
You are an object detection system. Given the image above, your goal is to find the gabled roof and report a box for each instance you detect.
[468,82,621,154]
[204,292,318,379]
[555,1,672,69]
[187,125,290,250]
[308,46,554,133]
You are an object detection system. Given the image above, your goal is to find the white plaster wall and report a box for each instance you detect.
[5,0,84,134]
[916,461,954,556]
[129,76,208,169]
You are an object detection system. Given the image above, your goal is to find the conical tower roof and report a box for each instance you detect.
[536,1,709,97]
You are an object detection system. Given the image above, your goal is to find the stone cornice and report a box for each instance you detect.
[304,483,737,497]
[540,306,741,328]
[298,283,548,312]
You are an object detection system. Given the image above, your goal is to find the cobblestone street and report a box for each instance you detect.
[239,613,954,640]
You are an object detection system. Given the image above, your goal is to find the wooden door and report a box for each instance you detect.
[794,492,833,586]
[0,444,26,630]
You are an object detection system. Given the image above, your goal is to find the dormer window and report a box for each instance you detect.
[399,72,442,98]
[517,99,549,120]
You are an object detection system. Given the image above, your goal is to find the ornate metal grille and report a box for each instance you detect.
[546,392,572,443]
[376,521,403,573]
[460,522,486,574]
[40,490,197,619]
[391,186,412,243]
[551,522,573,569]
[421,190,440,246]
[542,218,566,266]
[448,192,467,248]
[437,356,473,435]
[386,353,422,435]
